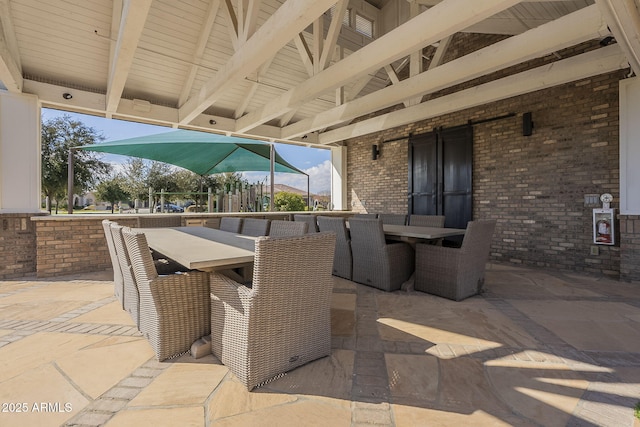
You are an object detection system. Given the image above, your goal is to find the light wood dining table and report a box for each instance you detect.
[135,226,257,272]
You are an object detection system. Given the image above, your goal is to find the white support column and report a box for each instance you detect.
[330,145,347,211]
[619,76,640,214]
[0,91,41,213]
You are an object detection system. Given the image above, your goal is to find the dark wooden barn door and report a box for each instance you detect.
[408,127,473,240]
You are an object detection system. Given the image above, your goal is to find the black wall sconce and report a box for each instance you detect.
[62,93,73,100]
[372,144,380,160]
[209,119,216,125]
[523,112,533,136]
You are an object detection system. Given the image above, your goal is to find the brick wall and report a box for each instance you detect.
[0,213,46,279]
[345,38,631,279]
[34,217,137,278]
[29,212,345,279]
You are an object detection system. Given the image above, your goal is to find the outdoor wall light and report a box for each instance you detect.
[523,112,533,136]
[372,144,380,160]
[301,135,308,139]
[209,119,216,125]
[62,93,73,100]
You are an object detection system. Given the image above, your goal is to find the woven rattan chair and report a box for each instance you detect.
[137,215,182,228]
[210,232,336,390]
[102,220,124,308]
[240,218,270,236]
[354,213,377,218]
[122,227,210,361]
[408,214,446,227]
[268,220,308,236]
[110,223,141,327]
[317,216,352,280]
[349,217,414,292]
[220,217,243,233]
[378,213,407,225]
[415,220,496,301]
[293,214,318,232]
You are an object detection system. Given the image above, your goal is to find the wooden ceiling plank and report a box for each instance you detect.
[235,0,522,133]
[178,0,338,125]
[318,44,628,144]
[282,4,607,139]
[106,0,153,113]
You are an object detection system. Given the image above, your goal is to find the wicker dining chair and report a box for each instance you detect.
[268,220,308,236]
[110,223,142,327]
[378,213,407,225]
[354,213,377,218]
[415,220,496,301]
[137,215,182,228]
[240,218,270,236]
[209,232,336,390]
[349,217,414,292]
[408,214,446,227]
[220,217,243,233]
[293,214,318,232]
[102,220,124,308]
[317,216,352,280]
[122,227,210,361]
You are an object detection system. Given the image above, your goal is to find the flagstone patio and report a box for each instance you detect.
[1,264,639,427]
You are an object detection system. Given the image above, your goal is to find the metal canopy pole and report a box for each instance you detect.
[269,143,275,211]
[67,148,75,214]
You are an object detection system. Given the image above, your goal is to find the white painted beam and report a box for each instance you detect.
[294,33,314,77]
[0,0,22,92]
[235,0,521,133]
[241,0,262,44]
[318,45,628,144]
[179,0,221,107]
[596,0,640,75]
[178,0,338,125]
[222,0,240,51]
[106,0,153,113]
[23,80,316,146]
[282,4,608,139]
[319,0,348,71]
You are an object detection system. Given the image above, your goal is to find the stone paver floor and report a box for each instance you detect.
[1,264,640,426]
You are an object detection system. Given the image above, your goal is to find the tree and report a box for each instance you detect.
[95,175,129,213]
[41,115,110,213]
[120,158,148,203]
[274,191,306,211]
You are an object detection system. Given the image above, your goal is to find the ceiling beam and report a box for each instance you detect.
[0,0,22,92]
[596,0,640,75]
[178,0,221,107]
[235,0,522,134]
[178,0,339,125]
[283,4,607,140]
[106,0,153,114]
[24,79,317,145]
[318,44,628,144]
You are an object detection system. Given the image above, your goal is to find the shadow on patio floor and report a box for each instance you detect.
[0,264,639,426]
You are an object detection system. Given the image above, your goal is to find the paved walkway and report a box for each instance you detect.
[0,264,639,426]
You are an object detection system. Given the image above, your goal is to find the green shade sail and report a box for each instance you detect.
[77,129,305,176]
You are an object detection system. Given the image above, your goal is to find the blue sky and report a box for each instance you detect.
[41,108,332,194]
